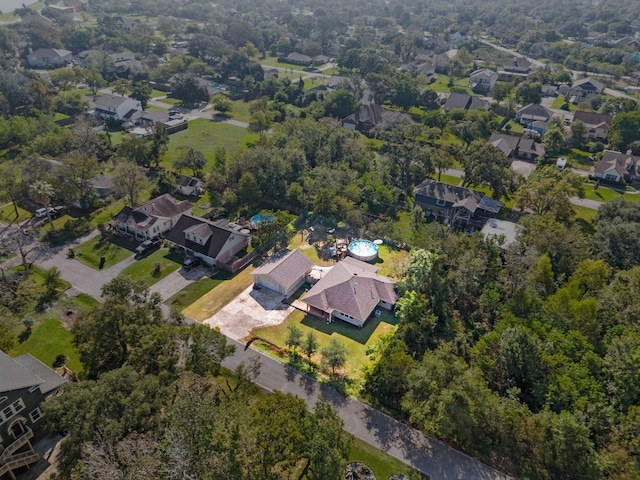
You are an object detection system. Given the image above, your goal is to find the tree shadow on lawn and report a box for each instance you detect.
[301,311,398,345]
[103,234,138,252]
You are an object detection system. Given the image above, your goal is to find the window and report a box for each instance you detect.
[29,408,42,423]
[28,385,39,393]
[0,399,25,424]
[0,396,7,406]
[436,198,446,206]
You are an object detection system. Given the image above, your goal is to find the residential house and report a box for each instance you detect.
[572,111,612,140]
[138,110,170,127]
[529,42,551,58]
[109,51,141,74]
[594,150,640,183]
[448,30,467,48]
[327,75,352,90]
[503,57,532,75]
[469,68,498,93]
[515,103,554,127]
[414,178,503,227]
[280,52,312,66]
[90,175,114,198]
[26,48,72,68]
[115,16,141,32]
[569,77,604,102]
[22,13,54,28]
[93,94,142,122]
[112,193,192,240]
[176,175,203,196]
[342,104,411,133]
[489,133,546,161]
[252,249,314,297]
[0,351,68,480]
[443,92,489,112]
[164,215,250,267]
[303,256,397,327]
[62,0,88,9]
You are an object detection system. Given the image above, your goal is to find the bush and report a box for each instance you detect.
[53,354,67,368]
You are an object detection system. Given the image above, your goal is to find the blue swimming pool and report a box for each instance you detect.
[348,240,378,262]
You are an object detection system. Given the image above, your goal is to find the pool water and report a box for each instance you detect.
[348,240,379,261]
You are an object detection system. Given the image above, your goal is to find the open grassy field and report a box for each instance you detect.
[74,234,133,270]
[229,99,253,123]
[118,247,181,287]
[184,266,255,320]
[162,118,259,169]
[573,205,598,223]
[429,75,472,94]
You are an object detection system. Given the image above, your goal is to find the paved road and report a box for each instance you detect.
[220,337,512,480]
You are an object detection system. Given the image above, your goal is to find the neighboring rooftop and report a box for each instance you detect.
[13,354,68,395]
[252,250,314,293]
[0,351,43,394]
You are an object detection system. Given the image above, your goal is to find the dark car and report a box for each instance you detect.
[51,206,67,218]
[183,256,201,270]
[135,238,162,255]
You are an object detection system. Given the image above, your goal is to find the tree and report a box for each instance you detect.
[248,109,274,136]
[180,323,235,377]
[50,68,79,90]
[492,81,513,105]
[174,147,206,177]
[131,82,152,109]
[84,68,106,96]
[514,166,582,221]
[609,110,640,152]
[0,162,24,221]
[148,122,169,168]
[363,338,414,411]
[113,160,149,206]
[433,147,454,181]
[321,338,347,376]
[171,74,209,105]
[62,153,99,209]
[111,78,131,97]
[515,81,542,105]
[285,324,303,355]
[29,179,56,233]
[211,95,232,116]
[569,120,587,149]
[323,88,358,119]
[543,123,566,155]
[302,331,319,361]
[462,140,518,199]
[118,134,152,167]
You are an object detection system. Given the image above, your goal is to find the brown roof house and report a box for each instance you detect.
[572,111,612,141]
[112,193,192,241]
[489,133,546,161]
[252,249,314,297]
[594,150,640,183]
[342,104,411,133]
[303,257,397,327]
[0,352,68,479]
[164,215,250,267]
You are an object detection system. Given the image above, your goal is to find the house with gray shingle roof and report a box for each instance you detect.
[112,193,192,241]
[252,249,313,297]
[594,150,640,183]
[93,94,142,122]
[303,257,397,327]
[443,93,489,112]
[26,48,72,68]
[515,103,554,126]
[164,215,250,267]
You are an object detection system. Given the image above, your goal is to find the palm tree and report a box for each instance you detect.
[30,180,56,234]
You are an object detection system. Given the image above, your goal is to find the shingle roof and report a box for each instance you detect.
[595,150,640,177]
[572,111,612,128]
[94,94,130,109]
[572,77,604,91]
[443,93,488,112]
[489,133,520,157]
[516,103,553,119]
[13,354,67,395]
[113,194,191,230]
[29,48,72,58]
[414,179,487,214]
[0,351,43,394]
[252,249,313,292]
[164,215,249,261]
[178,175,202,188]
[304,257,397,323]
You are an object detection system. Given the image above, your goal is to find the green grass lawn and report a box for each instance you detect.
[260,56,308,71]
[229,99,252,123]
[184,266,255,320]
[74,235,133,269]
[551,96,574,111]
[581,184,640,203]
[573,205,598,222]
[10,316,83,375]
[0,204,31,223]
[430,173,463,186]
[118,247,181,288]
[166,271,232,310]
[251,308,398,394]
[150,89,169,98]
[162,118,259,170]
[429,75,472,94]
[350,437,428,479]
[161,97,182,106]
[303,76,328,90]
[503,120,524,134]
[145,104,168,113]
[563,148,593,171]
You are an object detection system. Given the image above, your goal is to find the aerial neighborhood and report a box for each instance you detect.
[1,0,640,479]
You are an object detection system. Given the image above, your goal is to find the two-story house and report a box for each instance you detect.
[594,150,640,183]
[572,111,612,141]
[164,215,251,268]
[469,68,498,94]
[569,77,604,102]
[93,94,142,122]
[112,193,192,241]
[0,352,68,479]
[26,48,72,68]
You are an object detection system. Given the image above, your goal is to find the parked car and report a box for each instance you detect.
[169,112,184,119]
[183,256,201,270]
[135,238,162,255]
[51,206,67,218]
[34,207,53,218]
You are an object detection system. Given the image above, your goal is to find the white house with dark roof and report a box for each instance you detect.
[26,48,72,68]
[252,249,314,297]
[93,94,142,122]
[572,111,612,140]
[112,193,192,240]
[176,175,204,196]
[489,133,546,161]
[515,103,554,126]
[469,68,498,93]
[594,150,640,183]
[303,257,397,327]
[164,215,250,267]
[569,77,604,102]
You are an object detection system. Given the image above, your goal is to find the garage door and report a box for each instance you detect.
[256,276,282,294]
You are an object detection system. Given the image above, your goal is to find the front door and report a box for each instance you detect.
[10,419,26,438]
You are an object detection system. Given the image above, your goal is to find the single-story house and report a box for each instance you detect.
[93,94,142,122]
[572,111,612,140]
[515,103,553,125]
[443,92,489,112]
[0,351,68,479]
[503,57,532,75]
[252,249,314,297]
[138,110,171,127]
[26,48,73,68]
[414,178,503,227]
[303,257,397,327]
[176,175,203,196]
[280,52,312,66]
[112,193,192,241]
[327,75,352,90]
[469,68,498,93]
[164,215,250,267]
[594,150,640,183]
[569,77,604,102]
[489,133,545,161]
[342,104,411,133]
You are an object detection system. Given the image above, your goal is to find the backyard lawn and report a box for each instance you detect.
[161,118,259,170]
[582,184,640,203]
[250,308,399,393]
[184,266,255,321]
[166,271,232,310]
[259,56,308,71]
[118,247,182,288]
[229,99,252,123]
[429,172,463,186]
[0,204,31,223]
[350,437,429,479]
[74,234,133,269]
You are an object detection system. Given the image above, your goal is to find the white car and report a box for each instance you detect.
[35,208,50,218]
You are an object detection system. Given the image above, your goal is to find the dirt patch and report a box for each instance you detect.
[58,308,77,329]
[298,242,312,250]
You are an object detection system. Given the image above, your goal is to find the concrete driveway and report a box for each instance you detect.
[510,160,536,178]
[149,265,211,302]
[203,285,294,340]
